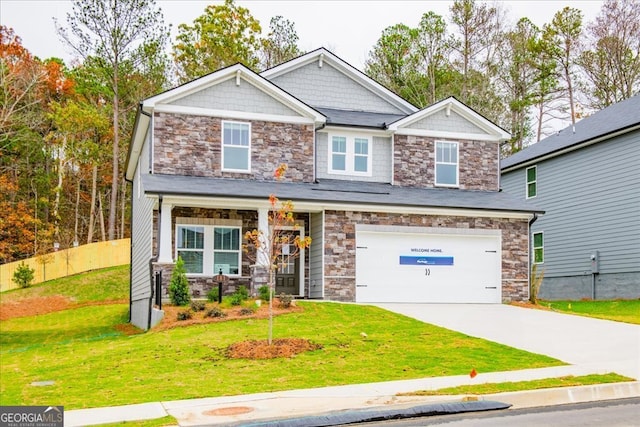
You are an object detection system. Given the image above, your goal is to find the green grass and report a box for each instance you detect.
[98,416,178,427]
[0,265,129,303]
[0,301,563,410]
[541,300,640,324]
[400,373,634,396]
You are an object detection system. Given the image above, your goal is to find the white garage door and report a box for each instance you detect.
[355,226,501,303]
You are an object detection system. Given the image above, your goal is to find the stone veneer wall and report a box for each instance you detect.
[153,112,315,182]
[393,135,499,191]
[152,207,311,300]
[323,210,529,302]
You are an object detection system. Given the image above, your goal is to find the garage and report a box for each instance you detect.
[355,225,502,303]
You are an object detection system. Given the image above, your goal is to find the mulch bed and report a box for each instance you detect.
[0,296,128,321]
[226,338,323,359]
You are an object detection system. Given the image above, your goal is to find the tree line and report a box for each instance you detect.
[1,0,638,263]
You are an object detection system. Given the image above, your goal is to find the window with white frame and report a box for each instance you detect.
[222,121,250,172]
[533,232,544,264]
[435,141,459,186]
[526,166,537,199]
[176,224,241,276]
[177,226,204,274]
[329,134,371,175]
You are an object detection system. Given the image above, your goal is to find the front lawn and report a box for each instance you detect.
[0,301,563,410]
[542,300,640,324]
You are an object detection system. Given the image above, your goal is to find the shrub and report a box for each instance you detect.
[206,307,227,318]
[207,287,219,302]
[190,300,206,312]
[239,307,255,316]
[12,262,35,289]
[258,285,272,301]
[230,285,249,306]
[176,310,192,321]
[278,293,293,308]
[169,257,191,306]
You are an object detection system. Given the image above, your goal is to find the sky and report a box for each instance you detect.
[1,0,605,70]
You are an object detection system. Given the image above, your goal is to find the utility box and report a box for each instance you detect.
[590,250,600,274]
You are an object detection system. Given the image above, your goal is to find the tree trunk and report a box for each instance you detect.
[99,191,106,242]
[74,175,80,244]
[87,164,97,244]
[108,69,119,241]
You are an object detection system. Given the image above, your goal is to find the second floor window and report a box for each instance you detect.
[222,121,250,172]
[435,141,458,187]
[526,166,537,198]
[329,134,371,176]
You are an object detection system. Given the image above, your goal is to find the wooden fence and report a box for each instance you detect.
[0,239,130,292]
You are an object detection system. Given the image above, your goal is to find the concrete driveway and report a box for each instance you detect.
[373,303,640,380]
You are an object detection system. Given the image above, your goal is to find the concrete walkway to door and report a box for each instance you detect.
[373,303,640,380]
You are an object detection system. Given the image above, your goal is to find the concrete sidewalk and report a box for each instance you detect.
[65,304,640,426]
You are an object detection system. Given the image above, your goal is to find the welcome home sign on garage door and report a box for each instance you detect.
[355,225,501,303]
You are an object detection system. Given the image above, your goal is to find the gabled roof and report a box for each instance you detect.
[140,63,324,122]
[126,63,326,180]
[388,97,511,142]
[142,174,543,215]
[501,94,640,171]
[261,47,418,115]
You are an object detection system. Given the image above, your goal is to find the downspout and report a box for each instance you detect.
[148,194,162,330]
[528,213,538,302]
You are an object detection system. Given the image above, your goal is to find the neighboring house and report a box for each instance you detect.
[126,48,542,330]
[501,94,640,301]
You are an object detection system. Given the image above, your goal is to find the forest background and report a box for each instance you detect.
[1,0,639,264]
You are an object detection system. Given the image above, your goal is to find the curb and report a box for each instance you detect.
[226,400,512,427]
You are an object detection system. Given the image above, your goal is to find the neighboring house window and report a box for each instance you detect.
[176,224,241,276]
[435,141,458,186]
[222,121,250,172]
[526,166,537,198]
[329,134,372,175]
[177,226,204,274]
[533,232,544,264]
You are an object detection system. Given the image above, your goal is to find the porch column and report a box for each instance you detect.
[157,201,174,263]
[257,207,270,266]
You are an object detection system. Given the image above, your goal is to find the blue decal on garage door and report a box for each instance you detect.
[399,256,454,266]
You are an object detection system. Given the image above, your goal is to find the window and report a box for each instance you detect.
[435,141,458,186]
[177,226,204,274]
[526,166,537,198]
[213,227,240,275]
[222,121,250,172]
[533,232,544,264]
[329,134,371,175]
[176,224,241,276]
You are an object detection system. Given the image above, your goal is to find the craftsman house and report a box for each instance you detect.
[501,94,640,300]
[126,48,542,330]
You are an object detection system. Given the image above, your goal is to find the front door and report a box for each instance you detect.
[275,241,300,296]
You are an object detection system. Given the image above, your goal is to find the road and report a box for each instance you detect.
[355,398,640,426]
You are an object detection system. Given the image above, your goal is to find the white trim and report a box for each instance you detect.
[221,120,251,173]
[388,97,510,141]
[526,165,537,199]
[153,104,316,126]
[156,195,535,220]
[532,231,544,265]
[327,132,373,177]
[356,224,502,237]
[393,127,503,142]
[435,140,459,188]
[175,223,243,277]
[143,64,325,123]
[125,111,151,180]
[158,202,174,263]
[261,48,418,114]
[322,125,392,137]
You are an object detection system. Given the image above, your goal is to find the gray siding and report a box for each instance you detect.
[170,77,301,117]
[130,133,156,330]
[407,109,489,135]
[501,130,640,297]
[270,62,405,114]
[309,211,324,298]
[316,132,392,183]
